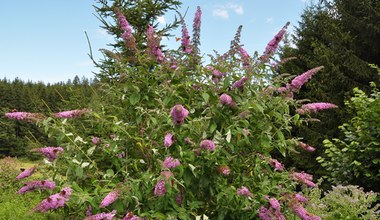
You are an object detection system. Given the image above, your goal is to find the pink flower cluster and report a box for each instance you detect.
[290,66,324,91]
[116,8,136,49]
[33,187,72,212]
[154,180,167,196]
[85,210,117,220]
[123,211,140,220]
[238,47,250,67]
[92,136,100,145]
[259,197,286,220]
[5,111,44,122]
[237,186,252,197]
[297,102,338,114]
[164,133,174,147]
[16,166,36,179]
[200,139,215,151]
[295,193,308,203]
[219,93,232,105]
[269,159,284,171]
[163,156,180,169]
[261,22,290,60]
[291,172,316,187]
[290,202,321,220]
[218,165,231,176]
[233,77,249,89]
[32,146,64,162]
[18,180,56,194]
[100,190,121,208]
[54,109,89,118]
[170,104,189,125]
[181,20,192,54]
[207,66,224,83]
[146,25,165,62]
[298,142,316,152]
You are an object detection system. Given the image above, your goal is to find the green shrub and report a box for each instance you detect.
[317,76,380,191]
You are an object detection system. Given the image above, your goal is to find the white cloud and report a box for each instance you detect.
[213,8,229,19]
[266,17,274,23]
[157,16,166,25]
[228,3,244,15]
[212,3,244,19]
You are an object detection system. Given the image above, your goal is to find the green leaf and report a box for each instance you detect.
[87,146,96,156]
[76,166,83,178]
[209,122,217,133]
[129,93,141,105]
[202,93,210,103]
[226,130,232,143]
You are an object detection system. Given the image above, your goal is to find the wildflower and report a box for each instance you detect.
[100,190,121,208]
[33,187,72,212]
[32,147,64,162]
[258,205,285,220]
[5,111,44,122]
[53,109,89,118]
[298,142,316,152]
[154,180,166,196]
[217,165,231,176]
[200,139,215,151]
[18,180,56,194]
[237,186,252,197]
[297,102,338,114]
[86,206,92,216]
[181,19,192,54]
[261,22,290,60]
[170,104,189,125]
[269,198,281,211]
[164,133,174,147]
[291,172,316,187]
[92,136,100,145]
[238,47,250,67]
[192,6,202,53]
[163,156,180,169]
[219,93,232,105]
[123,211,140,220]
[295,193,308,203]
[233,77,249,89]
[184,137,194,145]
[290,202,321,220]
[146,25,165,62]
[16,166,36,179]
[290,66,324,91]
[269,159,284,171]
[85,210,117,220]
[115,8,136,50]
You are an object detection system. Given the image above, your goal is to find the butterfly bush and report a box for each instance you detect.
[16,166,36,179]
[7,4,335,219]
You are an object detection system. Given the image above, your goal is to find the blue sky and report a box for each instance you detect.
[0,0,311,84]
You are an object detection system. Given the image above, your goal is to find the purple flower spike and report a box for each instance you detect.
[16,166,36,180]
[233,77,249,89]
[219,93,232,105]
[238,47,250,67]
[123,211,140,220]
[181,20,192,54]
[32,147,64,162]
[18,180,56,194]
[163,156,180,169]
[85,210,117,220]
[268,198,281,211]
[295,193,308,203]
[54,109,89,118]
[146,25,165,62]
[154,180,167,196]
[164,133,174,147]
[291,172,316,187]
[237,186,252,197]
[100,190,121,208]
[5,112,44,122]
[290,66,324,91]
[269,159,284,171]
[170,104,189,125]
[116,8,136,50]
[298,142,316,152]
[33,187,72,212]
[261,22,290,60]
[297,102,337,114]
[200,139,215,151]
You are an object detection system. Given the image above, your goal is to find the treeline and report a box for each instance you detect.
[0,76,96,157]
[279,0,380,188]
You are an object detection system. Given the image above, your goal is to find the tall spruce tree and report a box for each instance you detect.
[279,0,380,176]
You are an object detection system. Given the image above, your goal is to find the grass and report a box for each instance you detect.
[0,157,63,220]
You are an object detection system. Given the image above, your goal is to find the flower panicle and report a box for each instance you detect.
[115,8,136,50]
[85,210,117,220]
[5,111,45,122]
[53,109,89,118]
[16,166,36,180]
[163,156,180,169]
[100,189,121,208]
[33,187,72,212]
[297,102,337,114]
[261,22,290,60]
[290,66,324,91]
[192,6,202,53]
[146,25,165,62]
[18,180,56,194]
[237,186,252,197]
[32,146,64,162]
